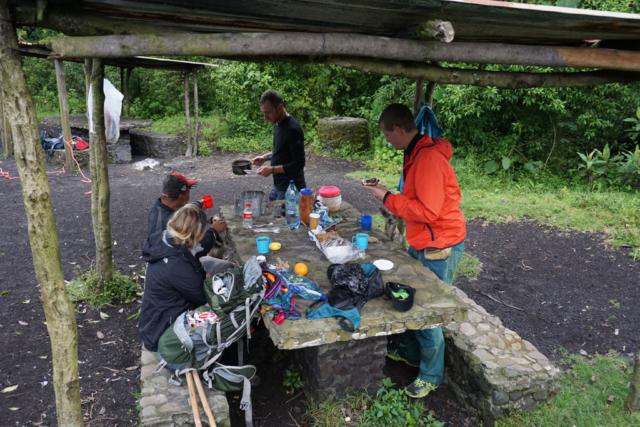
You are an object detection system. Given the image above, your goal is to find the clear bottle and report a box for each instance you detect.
[242,202,253,228]
[285,180,300,229]
[280,268,327,301]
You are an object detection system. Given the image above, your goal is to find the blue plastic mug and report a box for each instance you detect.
[352,233,369,250]
[256,236,272,254]
[357,215,373,231]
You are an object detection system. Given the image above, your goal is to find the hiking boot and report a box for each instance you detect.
[405,378,436,398]
[386,350,419,368]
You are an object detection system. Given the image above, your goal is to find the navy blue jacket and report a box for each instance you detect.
[139,230,212,351]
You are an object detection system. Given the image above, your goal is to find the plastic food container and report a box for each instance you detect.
[318,186,341,213]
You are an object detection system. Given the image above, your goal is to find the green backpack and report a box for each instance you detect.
[156,257,265,425]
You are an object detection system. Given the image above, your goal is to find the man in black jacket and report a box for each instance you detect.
[252,89,306,200]
[147,173,196,237]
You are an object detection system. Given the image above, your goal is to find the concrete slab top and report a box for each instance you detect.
[41,114,153,131]
[221,201,467,350]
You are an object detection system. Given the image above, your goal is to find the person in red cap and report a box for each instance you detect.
[147,173,199,237]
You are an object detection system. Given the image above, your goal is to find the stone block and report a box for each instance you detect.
[140,394,168,408]
[141,349,157,365]
[159,402,182,413]
[141,364,157,381]
[509,390,523,401]
[317,117,370,152]
[130,129,183,159]
[50,149,90,169]
[492,390,509,405]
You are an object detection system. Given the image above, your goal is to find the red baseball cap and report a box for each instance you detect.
[162,173,198,198]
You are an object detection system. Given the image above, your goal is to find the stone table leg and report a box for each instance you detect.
[293,336,387,403]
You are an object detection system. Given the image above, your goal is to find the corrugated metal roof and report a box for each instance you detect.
[13,0,640,48]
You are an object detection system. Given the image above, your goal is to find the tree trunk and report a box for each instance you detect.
[412,79,424,117]
[0,2,83,425]
[85,58,114,287]
[49,32,640,73]
[184,71,192,157]
[125,67,131,117]
[1,87,12,157]
[54,59,75,172]
[626,350,640,412]
[192,69,198,157]
[424,80,437,108]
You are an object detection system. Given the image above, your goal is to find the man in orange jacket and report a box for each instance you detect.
[365,103,466,398]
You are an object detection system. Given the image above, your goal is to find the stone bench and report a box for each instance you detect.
[50,148,90,169]
[140,349,230,427]
[443,287,560,426]
[130,129,183,159]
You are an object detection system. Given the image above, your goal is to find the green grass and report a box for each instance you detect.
[348,156,640,260]
[66,267,143,308]
[304,378,444,427]
[453,252,483,283]
[496,353,639,427]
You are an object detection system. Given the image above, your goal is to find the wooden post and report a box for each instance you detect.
[184,71,192,157]
[192,69,199,157]
[54,59,75,171]
[0,2,83,425]
[626,350,640,412]
[425,81,437,108]
[120,66,124,92]
[125,67,132,117]
[84,58,114,287]
[412,79,424,117]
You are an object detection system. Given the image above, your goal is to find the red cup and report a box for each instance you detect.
[201,195,213,209]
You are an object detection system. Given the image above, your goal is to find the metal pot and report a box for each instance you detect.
[232,159,252,175]
[234,191,265,217]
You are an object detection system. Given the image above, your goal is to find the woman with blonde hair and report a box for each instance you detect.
[139,203,233,352]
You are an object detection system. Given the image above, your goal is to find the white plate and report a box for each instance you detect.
[373,259,394,271]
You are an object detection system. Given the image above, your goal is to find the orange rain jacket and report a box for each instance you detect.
[383,135,466,251]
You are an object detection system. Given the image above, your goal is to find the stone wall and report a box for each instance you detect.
[140,349,230,427]
[293,336,387,403]
[51,149,90,169]
[443,287,561,426]
[316,117,370,153]
[130,129,183,159]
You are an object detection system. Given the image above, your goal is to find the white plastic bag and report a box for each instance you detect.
[87,79,124,144]
[309,231,365,264]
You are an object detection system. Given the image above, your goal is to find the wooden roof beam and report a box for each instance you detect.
[48,32,640,73]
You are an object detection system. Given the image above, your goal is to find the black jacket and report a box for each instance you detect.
[147,198,175,238]
[138,229,213,351]
[271,115,306,191]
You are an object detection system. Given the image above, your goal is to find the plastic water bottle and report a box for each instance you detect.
[243,202,253,228]
[288,284,327,301]
[285,180,300,229]
[280,269,326,301]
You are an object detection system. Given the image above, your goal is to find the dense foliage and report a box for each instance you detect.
[16,0,640,191]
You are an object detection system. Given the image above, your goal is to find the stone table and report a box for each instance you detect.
[221,201,468,400]
[41,114,153,163]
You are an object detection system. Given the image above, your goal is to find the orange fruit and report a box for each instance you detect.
[294,263,308,276]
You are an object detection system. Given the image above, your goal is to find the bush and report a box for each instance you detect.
[66,267,143,308]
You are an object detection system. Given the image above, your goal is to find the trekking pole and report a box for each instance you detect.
[185,367,203,427]
[191,370,217,427]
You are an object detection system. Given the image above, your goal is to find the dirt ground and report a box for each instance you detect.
[1,141,639,426]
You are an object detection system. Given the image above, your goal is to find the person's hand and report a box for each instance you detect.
[252,155,267,166]
[363,184,389,202]
[256,166,272,177]
[212,219,227,233]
